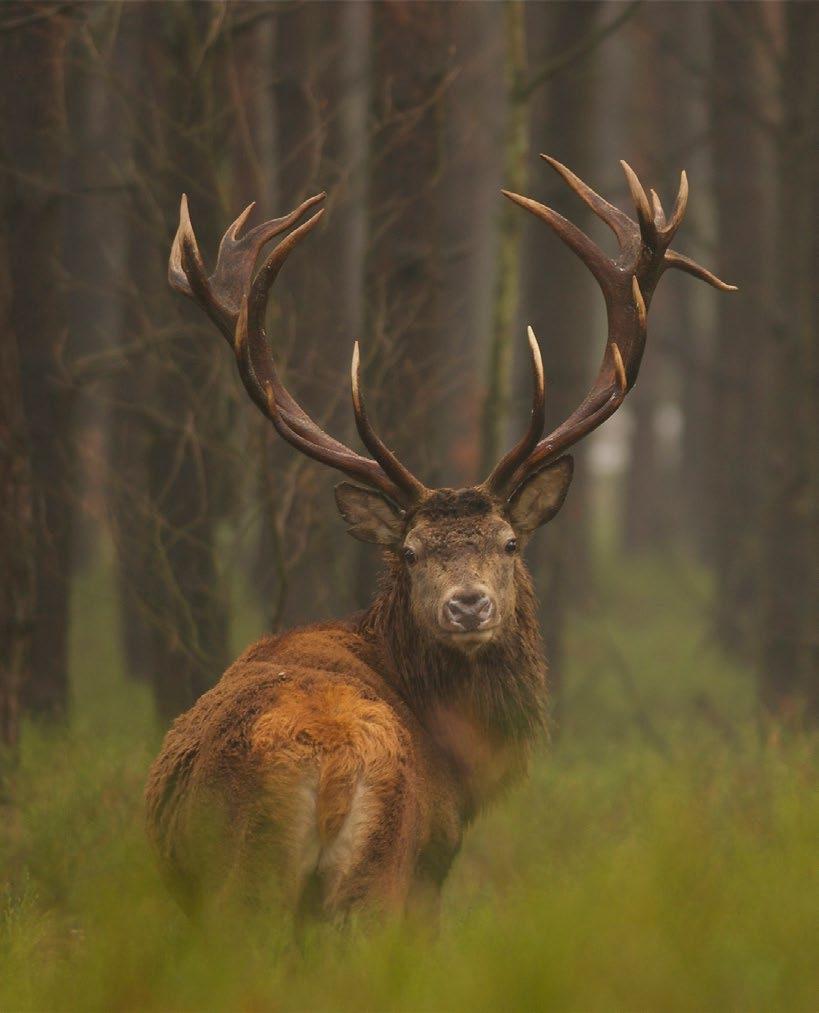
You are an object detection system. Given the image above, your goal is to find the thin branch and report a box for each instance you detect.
[0,2,76,33]
[515,1,642,103]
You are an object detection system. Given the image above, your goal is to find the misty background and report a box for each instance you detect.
[1,3,817,1010]
[3,1,815,741]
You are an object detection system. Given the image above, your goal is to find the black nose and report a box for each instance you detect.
[444,589,494,632]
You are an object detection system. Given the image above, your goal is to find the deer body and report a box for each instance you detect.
[146,156,734,921]
[146,491,546,918]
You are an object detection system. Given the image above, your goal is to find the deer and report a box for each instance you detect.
[145,155,734,923]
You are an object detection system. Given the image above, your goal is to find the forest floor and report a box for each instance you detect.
[1,552,817,1011]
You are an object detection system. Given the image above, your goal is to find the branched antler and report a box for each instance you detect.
[169,194,428,508]
[483,156,736,499]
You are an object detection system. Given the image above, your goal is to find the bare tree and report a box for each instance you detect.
[106,4,233,721]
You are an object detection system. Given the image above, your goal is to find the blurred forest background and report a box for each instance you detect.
[0,2,817,1010]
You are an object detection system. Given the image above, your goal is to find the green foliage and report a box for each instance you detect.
[1,555,817,1011]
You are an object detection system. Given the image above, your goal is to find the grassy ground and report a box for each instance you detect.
[1,551,817,1011]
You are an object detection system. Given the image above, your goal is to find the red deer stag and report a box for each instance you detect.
[146,156,734,921]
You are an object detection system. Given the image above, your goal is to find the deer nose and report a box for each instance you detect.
[444,589,495,632]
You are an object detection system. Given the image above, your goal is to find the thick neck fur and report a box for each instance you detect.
[358,556,548,746]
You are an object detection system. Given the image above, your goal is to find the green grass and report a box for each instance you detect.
[1,551,817,1011]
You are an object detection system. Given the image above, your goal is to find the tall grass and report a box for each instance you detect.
[1,551,816,1011]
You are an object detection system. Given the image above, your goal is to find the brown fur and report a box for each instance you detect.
[145,488,550,922]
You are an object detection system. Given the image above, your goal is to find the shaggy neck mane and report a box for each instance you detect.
[359,556,548,744]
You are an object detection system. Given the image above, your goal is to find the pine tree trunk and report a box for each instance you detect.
[761,3,818,719]
[707,3,773,656]
[0,237,34,753]
[520,1,598,724]
[355,2,452,604]
[0,6,72,721]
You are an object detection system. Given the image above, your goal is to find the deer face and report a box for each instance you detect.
[335,457,573,652]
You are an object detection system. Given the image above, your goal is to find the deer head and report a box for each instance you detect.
[169,157,734,654]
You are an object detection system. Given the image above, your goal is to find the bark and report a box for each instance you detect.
[355,2,453,603]
[707,3,772,655]
[0,6,72,720]
[252,1,367,630]
[480,1,529,478]
[441,3,505,487]
[0,239,34,753]
[761,3,818,719]
[621,4,675,553]
[520,1,598,724]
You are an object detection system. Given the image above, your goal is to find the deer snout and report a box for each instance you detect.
[442,588,495,632]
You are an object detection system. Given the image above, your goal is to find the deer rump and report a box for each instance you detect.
[145,625,462,920]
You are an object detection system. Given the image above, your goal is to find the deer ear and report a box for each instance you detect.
[507,456,574,534]
[334,483,404,545]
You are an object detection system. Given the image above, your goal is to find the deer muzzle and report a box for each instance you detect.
[441,588,496,634]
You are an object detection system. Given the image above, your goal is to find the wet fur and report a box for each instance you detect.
[145,492,548,922]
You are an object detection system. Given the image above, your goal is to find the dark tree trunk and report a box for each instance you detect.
[107,4,168,684]
[252,1,367,631]
[520,1,598,725]
[443,3,505,488]
[707,3,772,656]
[761,3,818,719]
[621,4,677,554]
[0,239,34,754]
[0,6,72,721]
[356,2,452,603]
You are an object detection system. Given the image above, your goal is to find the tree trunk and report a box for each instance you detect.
[0,238,34,754]
[0,6,72,720]
[441,3,505,487]
[480,1,529,479]
[355,2,452,604]
[520,1,598,725]
[707,3,773,656]
[252,2,367,631]
[761,3,818,719]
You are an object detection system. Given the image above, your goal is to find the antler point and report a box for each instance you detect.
[611,343,627,391]
[632,275,647,326]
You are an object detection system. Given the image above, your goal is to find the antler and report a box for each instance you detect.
[169,193,428,508]
[483,156,736,499]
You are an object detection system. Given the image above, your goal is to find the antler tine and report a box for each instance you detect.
[649,189,666,229]
[663,170,688,240]
[211,192,326,326]
[664,250,737,292]
[350,342,429,502]
[501,189,612,289]
[541,154,633,245]
[171,195,230,337]
[620,160,657,246]
[483,327,546,496]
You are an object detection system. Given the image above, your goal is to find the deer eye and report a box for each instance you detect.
[504,537,518,555]
[403,546,417,566]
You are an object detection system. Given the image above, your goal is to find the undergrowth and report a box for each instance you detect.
[1,551,816,1011]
